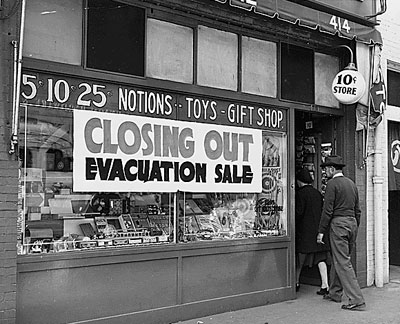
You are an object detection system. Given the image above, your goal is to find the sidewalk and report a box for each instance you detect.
[174,265,400,324]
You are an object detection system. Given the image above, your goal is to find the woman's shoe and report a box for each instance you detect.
[316,288,329,296]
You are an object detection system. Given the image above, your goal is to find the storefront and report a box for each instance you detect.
[12,1,382,323]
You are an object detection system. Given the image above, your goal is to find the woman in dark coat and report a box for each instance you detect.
[295,167,330,295]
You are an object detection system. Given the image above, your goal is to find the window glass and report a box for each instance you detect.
[197,26,238,91]
[179,132,288,242]
[17,106,174,255]
[315,53,340,108]
[281,43,314,104]
[23,0,82,64]
[147,19,193,84]
[242,36,277,97]
[388,70,400,107]
[17,105,287,254]
[86,0,145,76]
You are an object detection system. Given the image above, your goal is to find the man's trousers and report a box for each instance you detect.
[328,217,365,305]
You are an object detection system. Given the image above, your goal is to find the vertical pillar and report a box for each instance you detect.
[373,124,384,288]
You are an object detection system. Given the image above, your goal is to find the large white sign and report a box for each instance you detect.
[332,69,366,105]
[73,110,262,193]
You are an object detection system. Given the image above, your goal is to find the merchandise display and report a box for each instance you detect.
[20,187,287,254]
[295,114,335,195]
[17,107,288,255]
[295,131,317,182]
[21,189,174,254]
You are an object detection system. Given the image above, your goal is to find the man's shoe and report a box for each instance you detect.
[341,303,366,311]
[323,294,341,303]
[316,288,329,296]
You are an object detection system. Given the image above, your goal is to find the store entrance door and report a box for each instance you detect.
[388,122,400,266]
[295,111,337,286]
[389,191,400,266]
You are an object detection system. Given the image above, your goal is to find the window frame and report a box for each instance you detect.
[387,60,400,108]
[83,0,147,78]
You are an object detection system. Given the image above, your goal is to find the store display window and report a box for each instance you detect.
[23,0,83,65]
[17,103,287,254]
[17,106,173,254]
[178,132,288,242]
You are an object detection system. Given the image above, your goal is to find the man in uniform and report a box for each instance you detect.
[317,155,366,311]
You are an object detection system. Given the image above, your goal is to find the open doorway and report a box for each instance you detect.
[295,111,339,286]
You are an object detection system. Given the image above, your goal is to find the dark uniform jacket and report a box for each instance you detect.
[318,175,361,234]
[296,185,330,254]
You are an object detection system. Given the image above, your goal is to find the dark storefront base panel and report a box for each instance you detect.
[389,191,400,266]
[17,240,293,324]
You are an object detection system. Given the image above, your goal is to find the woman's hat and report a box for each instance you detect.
[320,155,346,168]
[296,167,313,184]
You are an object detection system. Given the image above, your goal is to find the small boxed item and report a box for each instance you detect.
[79,223,97,238]
[131,215,150,229]
[94,217,108,233]
[157,235,169,243]
[109,198,123,215]
[97,239,113,247]
[143,236,157,244]
[28,212,42,221]
[60,188,71,195]
[128,237,143,244]
[113,238,128,246]
[119,214,135,232]
[79,240,97,249]
[25,227,54,253]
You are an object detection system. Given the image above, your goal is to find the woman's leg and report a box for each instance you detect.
[318,261,329,289]
[296,263,302,285]
[296,253,306,288]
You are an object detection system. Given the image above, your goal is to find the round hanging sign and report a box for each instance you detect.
[331,69,366,105]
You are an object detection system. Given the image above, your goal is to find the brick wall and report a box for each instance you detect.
[379,2,400,64]
[340,88,369,287]
[0,1,20,323]
[355,130,369,286]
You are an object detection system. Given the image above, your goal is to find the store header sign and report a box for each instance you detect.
[20,71,287,131]
[73,110,262,193]
[331,69,366,105]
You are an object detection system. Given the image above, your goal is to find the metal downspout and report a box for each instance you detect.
[373,125,384,287]
[9,0,26,155]
[372,43,384,287]
[11,40,18,140]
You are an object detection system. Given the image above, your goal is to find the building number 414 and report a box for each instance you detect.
[330,16,351,33]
